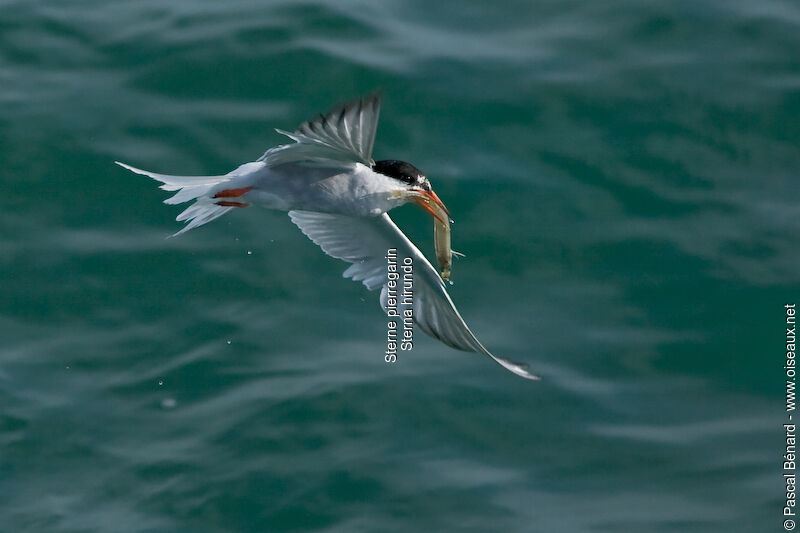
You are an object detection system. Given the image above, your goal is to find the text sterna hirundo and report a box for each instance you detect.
[116,94,538,380]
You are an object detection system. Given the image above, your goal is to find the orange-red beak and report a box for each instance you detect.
[411,188,450,224]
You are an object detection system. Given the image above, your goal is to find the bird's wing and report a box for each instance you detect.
[262,94,381,168]
[288,210,539,380]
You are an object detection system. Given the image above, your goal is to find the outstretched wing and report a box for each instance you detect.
[288,210,539,380]
[262,94,381,168]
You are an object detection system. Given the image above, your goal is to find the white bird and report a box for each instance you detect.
[116,94,538,380]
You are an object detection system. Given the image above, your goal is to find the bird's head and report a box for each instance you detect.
[373,160,450,224]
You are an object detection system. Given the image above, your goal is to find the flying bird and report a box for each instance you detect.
[116,94,538,380]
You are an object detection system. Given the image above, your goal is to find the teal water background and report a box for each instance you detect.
[2,1,797,531]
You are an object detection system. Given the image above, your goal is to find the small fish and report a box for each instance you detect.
[404,187,454,280]
[434,217,452,280]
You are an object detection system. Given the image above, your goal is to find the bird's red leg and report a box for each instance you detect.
[214,186,253,198]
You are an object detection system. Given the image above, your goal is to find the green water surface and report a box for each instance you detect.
[1,1,796,531]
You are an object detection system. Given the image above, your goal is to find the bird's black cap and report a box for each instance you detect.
[372,160,427,188]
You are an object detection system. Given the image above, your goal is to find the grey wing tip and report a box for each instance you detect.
[468,336,541,381]
[363,90,382,107]
[320,91,382,125]
[296,95,360,134]
[347,91,381,109]
[496,356,541,381]
[482,346,541,381]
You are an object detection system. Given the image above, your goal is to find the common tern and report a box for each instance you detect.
[116,94,538,380]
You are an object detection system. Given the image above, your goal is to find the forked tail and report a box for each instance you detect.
[116,161,251,236]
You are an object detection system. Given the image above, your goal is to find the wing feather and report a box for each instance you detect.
[261,94,381,168]
[288,210,539,380]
